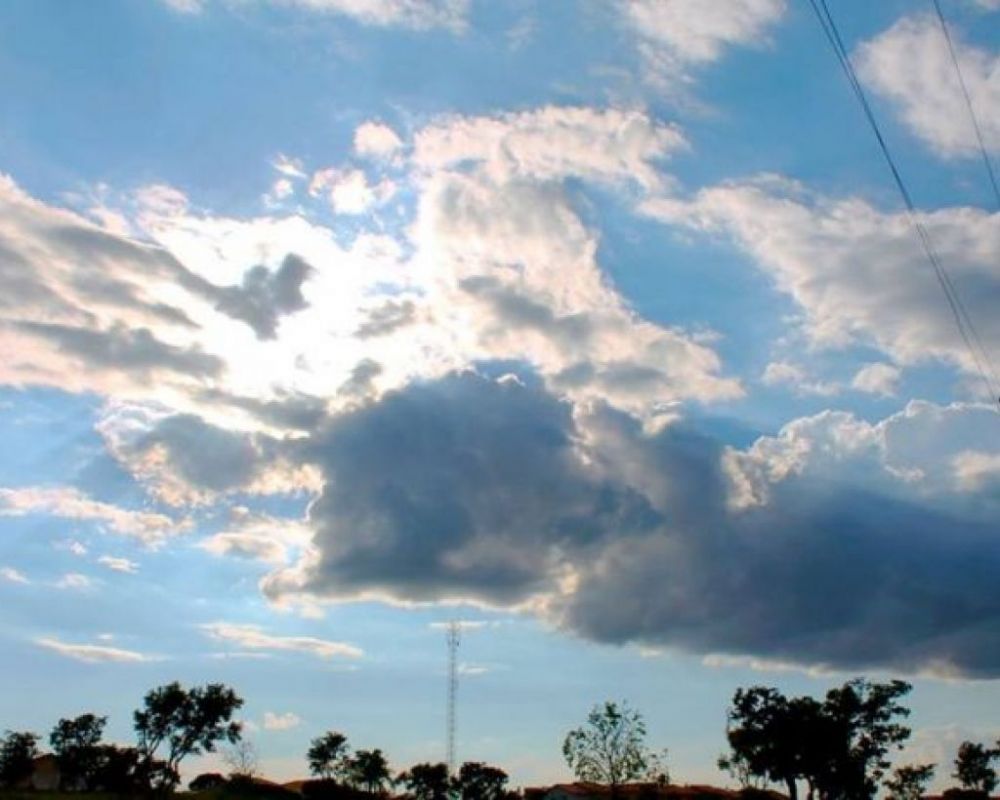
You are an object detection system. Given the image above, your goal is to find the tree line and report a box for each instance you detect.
[1,677,998,799]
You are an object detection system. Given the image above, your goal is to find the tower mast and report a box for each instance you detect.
[446,621,460,773]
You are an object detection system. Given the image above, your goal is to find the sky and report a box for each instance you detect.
[1,0,999,791]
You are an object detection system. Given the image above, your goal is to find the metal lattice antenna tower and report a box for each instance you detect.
[446,621,460,774]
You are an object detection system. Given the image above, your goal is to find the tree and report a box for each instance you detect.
[134,681,243,788]
[723,680,912,800]
[0,731,38,788]
[50,713,107,790]
[398,762,452,800]
[224,739,260,780]
[562,701,654,798]
[190,772,228,791]
[718,750,768,791]
[454,762,509,800]
[885,764,935,800]
[349,749,392,794]
[953,742,1000,795]
[723,687,821,800]
[817,679,912,800]
[309,732,351,780]
[91,745,144,793]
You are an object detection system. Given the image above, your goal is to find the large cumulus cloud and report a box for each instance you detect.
[262,369,662,606]
[259,368,1000,677]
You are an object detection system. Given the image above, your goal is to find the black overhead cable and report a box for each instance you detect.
[805,0,999,406]
[932,0,1000,210]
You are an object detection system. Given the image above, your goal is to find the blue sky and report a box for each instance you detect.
[1,0,999,791]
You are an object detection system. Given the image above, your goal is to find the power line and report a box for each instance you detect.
[805,0,999,405]
[932,0,1000,210]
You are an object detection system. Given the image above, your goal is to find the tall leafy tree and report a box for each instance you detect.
[817,679,912,800]
[308,732,351,781]
[454,761,509,800]
[885,764,935,800]
[562,701,653,798]
[953,742,1000,795]
[349,749,392,794]
[0,731,38,788]
[50,714,107,790]
[723,687,822,800]
[134,681,243,788]
[723,680,912,800]
[398,762,452,800]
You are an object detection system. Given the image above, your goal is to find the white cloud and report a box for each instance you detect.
[264,178,296,207]
[98,555,140,574]
[200,622,363,659]
[622,0,787,86]
[354,121,403,160]
[952,450,1000,491]
[161,0,203,12]
[198,508,312,565]
[852,362,902,396]
[273,154,307,179]
[413,105,687,191]
[36,637,151,663]
[55,572,95,590]
[761,360,839,396]
[1,566,29,584]
[62,540,88,556]
[310,168,395,214]
[160,0,469,31]
[412,152,741,415]
[0,486,185,545]
[262,711,302,731]
[642,179,1000,378]
[723,400,1000,511]
[856,14,1000,157]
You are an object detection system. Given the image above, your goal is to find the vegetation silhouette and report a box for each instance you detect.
[562,701,667,799]
[2,676,998,800]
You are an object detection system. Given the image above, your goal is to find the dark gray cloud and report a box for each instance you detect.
[262,370,660,605]
[211,255,313,340]
[15,321,224,380]
[459,276,596,349]
[195,387,327,432]
[258,370,1000,677]
[337,358,383,399]
[100,410,314,505]
[355,299,418,338]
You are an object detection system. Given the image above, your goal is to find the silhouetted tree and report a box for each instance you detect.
[885,764,935,800]
[723,680,912,800]
[454,762,509,800]
[718,750,768,791]
[817,679,912,800]
[398,762,452,800]
[224,738,260,780]
[190,772,228,791]
[134,681,243,789]
[50,713,107,790]
[309,732,351,781]
[953,742,1000,795]
[0,730,38,788]
[349,749,392,794]
[723,687,821,800]
[92,745,144,793]
[563,701,654,798]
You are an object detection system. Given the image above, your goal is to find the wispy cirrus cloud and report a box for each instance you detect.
[36,636,152,663]
[200,622,363,659]
[158,0,469,31]
[1,566,29,584]
[0,485,185,545]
